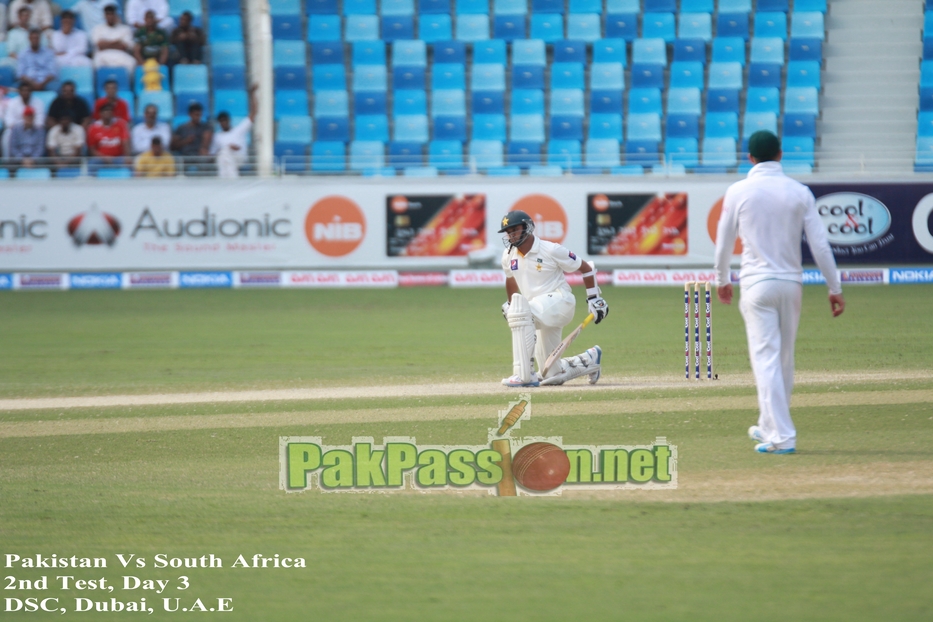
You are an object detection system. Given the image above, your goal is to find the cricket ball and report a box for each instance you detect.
[512,442,570,492]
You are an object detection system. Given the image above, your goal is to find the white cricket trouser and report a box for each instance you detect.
[528,289,576,378]
[739,279,802,448]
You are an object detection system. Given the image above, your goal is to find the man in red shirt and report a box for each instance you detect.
[93,79,130,122]
[87,102,130,164]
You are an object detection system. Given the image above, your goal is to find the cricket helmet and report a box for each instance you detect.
[498,210,535,249]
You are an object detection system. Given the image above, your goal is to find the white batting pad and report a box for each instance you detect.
[507,293,536,384]
[540,346,601,386]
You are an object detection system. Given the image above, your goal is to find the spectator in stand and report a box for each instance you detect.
[170,11,204,65]
[134,135,175,176]
[9,106,46,166]
[16,29,57,91]
[51,11,93,69]
[47,80,92,128]
[6,7,33,59]
[4,82,46,130]
[91,4,136,73]
[46,112,86,165]
[211,84,257,178]
[93,79,129,122]
[73,0,121,38]
[125,0,173,32]
[7,0,52,33]
[131,102,169,154]
[170,101,211,164]
[133,10,168,66]
[87,101,130,164]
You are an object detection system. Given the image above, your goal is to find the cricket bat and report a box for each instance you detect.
[541,313,595,377]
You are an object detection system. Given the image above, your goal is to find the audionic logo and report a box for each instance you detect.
[304,196,366,257]
[815,193,892,245]
[510,194,568,243]
[68,205,120,247]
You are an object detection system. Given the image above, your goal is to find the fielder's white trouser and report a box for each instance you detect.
[216,147,244,178]
[529,289,576,379]
[739,279,802,449]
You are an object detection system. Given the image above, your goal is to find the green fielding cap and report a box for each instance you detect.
[747,130,781,162]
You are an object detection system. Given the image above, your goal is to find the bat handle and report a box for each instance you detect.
[582,312,595,328]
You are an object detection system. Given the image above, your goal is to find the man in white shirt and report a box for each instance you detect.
[46,111,86,161]
[51,11,92,68]
[73,0,122,37]
[90,3,136,73]
[6,6,33,58]
[210,84,257,178]
[131,103,170,154]
[714,131,845,455]
[125,0,174,32]
[8,0,52,32]
[498,210,609,387]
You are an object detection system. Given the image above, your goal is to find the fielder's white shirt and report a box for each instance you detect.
[714,161,842,295]
[501,236,583,301]
[210,117,252,156]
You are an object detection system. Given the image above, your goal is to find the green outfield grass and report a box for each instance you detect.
[1,286,932,620]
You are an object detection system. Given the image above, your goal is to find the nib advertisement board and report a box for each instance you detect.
[803,183,933,264]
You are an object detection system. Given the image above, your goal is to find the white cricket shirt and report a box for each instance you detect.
[714,161,841,294]
[501,236,583,301]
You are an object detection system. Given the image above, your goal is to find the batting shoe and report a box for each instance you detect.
[748,425,766,443]
[586,346,602,385]
[754,442,796,455]
[501,374,540,388]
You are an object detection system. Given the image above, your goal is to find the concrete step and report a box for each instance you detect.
[824,42,922,57]
[820,137,917,151]
[825,57,921,72]
[823,68,919,81]
[821,92,919,106]
[828,0,923,18]
[827,14,921,29]
[820,119,917,132]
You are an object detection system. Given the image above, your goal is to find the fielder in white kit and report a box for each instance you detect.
[714,131,845,454]
[498,210,609,388]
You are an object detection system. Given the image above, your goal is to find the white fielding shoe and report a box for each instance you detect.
[586,346,602,384]
[501,374,540,388]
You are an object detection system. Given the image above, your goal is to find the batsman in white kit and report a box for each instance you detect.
[498,210,609,387]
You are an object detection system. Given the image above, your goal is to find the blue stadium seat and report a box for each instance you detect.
[754,12,787,39]
[458,0,488,13]
[528,164,564,176]
[795,0,826,11]
[550,89,585,116]
[742,112,778,138]
[511,89,545,115]
[917,136,933,165]
[680,0,713,11]
[666,137,699,167]
[382,16,415,40]
[708,62,743,89]
[433,116,467,141]
[353,65,388,91]
[312,64,345,90]
[272,15,302,39]
[586,139,621,168]
[15,168,52,179]
[277,115,313,143]
[590,90,623,114]
[791,12,824,40]
[419,0,449,13]
[306,0,338,13]
[349,141,385,170]
[554,40,586,63]
[507,143,542,168]
[473,39,506,63]
[431,89,467,116]
[472,91,505,113]
[751,37,785,65]
[630,64,664,88]
[627,113,662,142]
[673,39,706,64]
[606,0,638,10]
[393,65,426,89]
[96,67,130,92]
[212,65,246,90]
[748,63,782,88]
[311,42,343,65]
[394,89,426,115]
[354,91,386,114]
[315,90,349,116]
[782,136,814,165]
[209,15,243,41]
[530,14,564,42]
[702,137,737,167]
[547,140,582,168]
[394,115,429,142]
[923,37,933,60]
[789,38,821,62]
[308,15,341,40]
[470,114,506,141]
[642,12,676,42]
[388,142,424,167]
[666,114,699,138]
[469,140,504,169]
[645,0,675,11]
[758,0,788,10]
[784,87,819,115]
[274,90,309,118]
[343,0,376,14]
[628,88,662,114]
[712,37,746,65]
[533,0,564,13]
[513,39,546,65]
[432,64,465,89]
[315,116,349,141]
[171,0,203,17]
[175,92,209,115]
[590,62,624,90]
[589,113,622,139]
[705,113,738,139]
[745,87,780,113]
[345,15,379,40]
[209,0,240,14]
[457,14,490,40]
[511,114,545,142]
[550,63,584,89]
[420,14,452,41]
[513,65,545,89]
[668,87,701,115]
[352,41,385,65]
[494,15,526,40]
[95,167,133,179]
[382,0,414,14]
[593,38,627,65]
[214,90,248,117]
[718,0,751,12]
[59,66,93,94]
[433,41,467,63]
[567,14,601,43]
[429,140,464,169]
[0,66,16,88]
[717,13,749,40]
[786,60,821,89]
[173,65,208,92]
[632,38,667,65]
[311,142,346,172]
[707,90,739,115]
[550,115,583,140]
[679,12,712,42]
[137,91,173,121]
[669,62,704,88]
[605,13,638,41]
[494,0,527,15]
[569,0,600,10]
[783,113,816,137]
[471,64,506,90]
[276,142,309,172]
[273,40,306,67]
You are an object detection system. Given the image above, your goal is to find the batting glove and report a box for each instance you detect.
[501,301,510,320]
[587,296,609,324]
